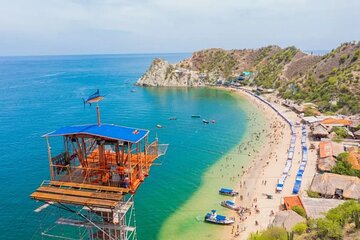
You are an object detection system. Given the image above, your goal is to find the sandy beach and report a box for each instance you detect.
[223,87,318,240]
[158,86,317,240]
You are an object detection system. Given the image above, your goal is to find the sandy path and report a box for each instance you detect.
[221,88,317,240]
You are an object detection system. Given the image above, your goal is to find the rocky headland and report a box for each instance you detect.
[137,42,360,114]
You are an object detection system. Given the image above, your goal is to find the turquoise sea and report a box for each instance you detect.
[0,54,250,239]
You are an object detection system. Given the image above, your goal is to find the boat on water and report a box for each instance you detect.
[204,210,235,225]
[221,200,240,211]
[191,115,201,118]
[219,188,239,196]
[202,119,209,124]
[169,117,177,120]
[130,89,136,92]
[156,124,163,128]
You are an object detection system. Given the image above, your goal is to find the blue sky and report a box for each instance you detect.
[0,0,359,56]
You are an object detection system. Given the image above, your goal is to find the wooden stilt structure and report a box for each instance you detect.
[30,105,168,240]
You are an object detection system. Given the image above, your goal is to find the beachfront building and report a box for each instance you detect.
[309,173,360,199]
[311,123,329,140]
[300,197,344,219]
[321,118,352,130]
[283,196,304,210]
[271,210,305,231]
[354,130,360,139]
[282,196,344,219]
[30,118,168,239]
[317,141,344,172]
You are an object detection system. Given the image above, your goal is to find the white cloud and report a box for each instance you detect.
[0,0,359,55]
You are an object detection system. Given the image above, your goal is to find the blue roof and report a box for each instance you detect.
[225,200,235,206]
[43,124,149,143]
[216,215,226,221]
[220,188,233,193]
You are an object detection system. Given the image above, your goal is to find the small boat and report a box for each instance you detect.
[219,188,239,196]
[202,119,209,124]
[169,117,177,120]
[191,115,201,118]
[221,200,240,211]
[130,89,136,93]
[204,210,234,225]
[156,124,163,128]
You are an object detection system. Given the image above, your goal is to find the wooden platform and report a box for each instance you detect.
[49,181,129,194]
[30,181,127,209]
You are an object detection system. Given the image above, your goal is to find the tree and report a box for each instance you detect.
[331,126,349,138]
[291,206,307,218]
[315,218,342,239]
[292,222,307,235]
[248,227,288,240]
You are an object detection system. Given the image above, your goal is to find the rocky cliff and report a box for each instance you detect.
[137,42,360,114]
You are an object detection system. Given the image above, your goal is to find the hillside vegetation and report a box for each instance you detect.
[137,42,360,114]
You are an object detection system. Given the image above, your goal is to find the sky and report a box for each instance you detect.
[0,0,359,56]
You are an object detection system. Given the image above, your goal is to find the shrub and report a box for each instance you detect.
[331,126,349,138]
[248,227,288,240]
[292,222,307,235]
[328,76,338,85]
[351,50,360,62]
[292,206,307,218]
[339,54,347,64]
[332,152,360,177]
[306,190,321,198]
[315,218,342,239]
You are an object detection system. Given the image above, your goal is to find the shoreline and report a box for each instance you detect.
[157,85,317,240]
[222,87,317,240]
[157,87,271,239]
[223,87,291,239]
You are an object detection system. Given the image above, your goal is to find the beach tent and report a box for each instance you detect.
[293,180,302,194]
[300,165,306,171]
[288,151,294,160]
[283,165,291,174]
[293,175,303,194]
[277,175,287,191]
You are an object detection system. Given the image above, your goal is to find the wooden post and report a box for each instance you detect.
[46,136,55,180]
[115,142,120,165]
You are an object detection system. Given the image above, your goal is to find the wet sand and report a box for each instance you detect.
[157,89,270,240]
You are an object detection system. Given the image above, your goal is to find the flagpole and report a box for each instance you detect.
[96,104,101,127]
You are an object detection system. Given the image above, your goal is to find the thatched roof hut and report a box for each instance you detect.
[312,124,329,139]
[300,197,344,219]
[310,173,360,199]
[319,141,344,158]
[272,210,305,231]
[317,156,337,172]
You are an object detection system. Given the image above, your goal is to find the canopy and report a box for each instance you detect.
[216,215,226,221]
[43,124,149,143]
[226,200,235,206]
[220,188,233,193]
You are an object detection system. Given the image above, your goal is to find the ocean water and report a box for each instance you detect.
[0,53,249,239]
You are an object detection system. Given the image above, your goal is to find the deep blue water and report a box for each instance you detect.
[0,53,248,239]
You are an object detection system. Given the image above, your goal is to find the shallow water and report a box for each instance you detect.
[0,54,252,239]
